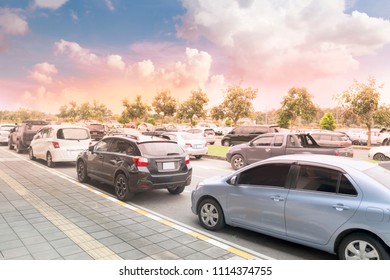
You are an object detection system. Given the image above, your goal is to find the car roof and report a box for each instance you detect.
[103,135,171,143]
[263,154,375,172]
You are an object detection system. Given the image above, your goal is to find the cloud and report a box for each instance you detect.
[105,0,115,11]
[0,8,29,52]
[29,62,58,84]
[54,39,101,65]
[107,54,126,71]
[135,60,155,77]
[33,0,69,10]
[176,0,390,85]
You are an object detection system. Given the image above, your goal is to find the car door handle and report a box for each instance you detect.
[271,195,284,202]
[109,157,123,165]
[332,204,350,211]
[265,148,271,152]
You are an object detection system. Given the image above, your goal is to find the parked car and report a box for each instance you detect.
[87,123,107,140]
[221,124,280,146]
[160,131,208,159]
[356,129,381,146]
[106,127,142,138]
[191,154,390,260]
[186,127,216,145]
[226,132,353,170]
[308,131,352,147]
[368,146,390,161]
[29,124,91,167]
[0,124,16,145]
[376,128,390,146]
[8,120,49,153]
[76,135,192,201]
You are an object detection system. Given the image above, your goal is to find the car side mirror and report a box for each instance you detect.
[229,175,238,185]
[89,145,95,153]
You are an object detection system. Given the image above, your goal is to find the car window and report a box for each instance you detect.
[274,135,284,147]
[252,135,273,146]
[295,165,357,195]
[95,139,110,152]
[58,128,89,140]
[109,139,136,155]
[138,142,184,156]
[237,164,291,188]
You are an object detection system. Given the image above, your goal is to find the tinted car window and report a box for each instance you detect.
[95,139,110,152]
[296,166,339,193]
[252,135,273,146]
[237,164,291,187]
[138,142,184,156]
[339,175,357,196]
[274,135,284,147]
[58,128,89,140]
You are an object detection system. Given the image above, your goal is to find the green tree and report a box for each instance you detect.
[121,95,150,123]
[277,87,317,130]
[319,112,336,131]
[374,105,390,128]
[152,90,177,124]
[210,85,257,126]
[337,77,383,146]
[78,102,93,120]
[176,88,209,125]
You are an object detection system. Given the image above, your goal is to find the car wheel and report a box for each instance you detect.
[373,153,387,161]
[114,173,134,201]
[195,155,202,159]
[46,152,55,168]
[210,142,215,145]
[167,186,185,194]
[198,198,225,231]
[16,143,22,154]
[338,233,390,260]
[77,160,90,183]
[222,140,230,146]
[230,154,245,170]
[8,141,14,150]
[28,148,36,160]
[352,140,360,145]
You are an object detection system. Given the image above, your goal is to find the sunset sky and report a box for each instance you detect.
[1,0,390,115]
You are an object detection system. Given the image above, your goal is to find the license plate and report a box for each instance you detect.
[163,162,175,170]
[195,144,203,149]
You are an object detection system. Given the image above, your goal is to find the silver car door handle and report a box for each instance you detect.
[271,195,285,202]
[265,148,271,152]
[332,204,350,211]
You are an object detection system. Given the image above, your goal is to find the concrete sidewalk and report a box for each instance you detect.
[0,147,264,260]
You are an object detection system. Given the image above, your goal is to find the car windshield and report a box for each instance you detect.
[138,142,184,156]
[0,126,14,131]
[27,124,46,131]
[180,133,199,140]
[88,124,104,130]
[58,128,90,140]
[364,166,390,190]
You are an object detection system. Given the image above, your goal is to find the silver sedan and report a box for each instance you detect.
[191,154,390,260]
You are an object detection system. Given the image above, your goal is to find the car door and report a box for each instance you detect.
[226,163,292,235]
[285,164,361,245]
[87,138,112,179]
[100,139,132,182]
[245,135,275,164]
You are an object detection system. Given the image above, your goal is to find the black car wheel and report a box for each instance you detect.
[373,153,388,161]
[195,155,202,159]
[46,152,55,168]
[16,143,22,154]
[28,148,35,160]
[338,233,390,260]
[114,173,134,201]
[198,198,225,231]
[231,154,245,170]
[77,160,90,183]
[8,141,14,150]
[222,140,230,147]
[167,186,185,194]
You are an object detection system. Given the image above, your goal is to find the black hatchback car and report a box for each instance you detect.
[76,135,192,201]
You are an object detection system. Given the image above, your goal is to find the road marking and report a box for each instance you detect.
[1,149,273,260]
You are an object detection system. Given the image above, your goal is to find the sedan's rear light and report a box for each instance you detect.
[335,150,340,156]
[52,141,60,149]
[185,155,190,165]
[133,156,148,167]
[185,143,192,148]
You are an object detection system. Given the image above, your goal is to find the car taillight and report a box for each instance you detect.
[133,156,148,167]
[185,143,192,148]
[52,141,60,149]
[185,155,190,165]
[335,150,340,156]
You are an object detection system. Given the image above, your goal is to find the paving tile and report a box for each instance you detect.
[64,252,93,260]
[118,249,147,260]
[31,249,62,260]
[138,244,165,255]
[156,239,182,251]
[49,237,77,249]
[107,242,134,254]
[56,244,83,257]
[21,235,47,246]
[26,242,55,254]
[202,246,230,258]
[2,246,30,259]
[184,252,213,260]
[151,251,180,260]
[0,239,24,251]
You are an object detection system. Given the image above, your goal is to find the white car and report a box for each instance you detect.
[29,124,91,167]
[0,124,16,145]
[368,146,390,161]
[160,131,208,159]
[186,127,216,145]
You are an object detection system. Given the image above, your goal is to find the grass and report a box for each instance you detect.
[207,145,229,157]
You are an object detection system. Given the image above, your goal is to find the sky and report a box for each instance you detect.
[1,0,390,115]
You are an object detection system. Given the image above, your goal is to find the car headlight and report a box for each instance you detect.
[195,181,204,191]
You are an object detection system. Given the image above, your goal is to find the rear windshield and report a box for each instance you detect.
[138,142,184,156]
[26,124,46,132]
[364,166,390,190]
[88,124,105,131]
[57,128,90,140]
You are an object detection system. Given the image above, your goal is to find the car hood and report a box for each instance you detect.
[227,143,250,153]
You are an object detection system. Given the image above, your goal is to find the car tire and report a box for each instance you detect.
[373,153,388,161]
[77,160,90,183]
[28,148,36,160]
[231,154,245,170]
[167,186,185,194]
[198,198,225,231]
[16,143,22,154]
[46,152,55,168]
[222,140,230,147]
[114,173,134,201]
[8,141,14,150]
[352,140,360,145]
[338,233,390,260]
[195,155,202,159]
[210,142,215,145]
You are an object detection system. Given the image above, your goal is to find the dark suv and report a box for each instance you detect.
[8,120,49,153]
[221,124,280,146]
[76,135,192,201]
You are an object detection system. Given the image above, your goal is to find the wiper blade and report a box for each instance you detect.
[167,153,180,156]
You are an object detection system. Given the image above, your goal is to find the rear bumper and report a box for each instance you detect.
[51,149,87,162]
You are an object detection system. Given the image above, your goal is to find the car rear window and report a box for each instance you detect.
[364,166,390,190]
[88,124,105,131]
[58,128,90,140]
[138,142,184,156]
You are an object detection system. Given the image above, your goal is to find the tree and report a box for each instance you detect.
[374,105,390,128]
[176,88,209,125]
[152,90,177,124]
[210,85,258,126]
[277,87,317,130]
[320,112,336,131]
[121,95,150,123]
[337,77,383,146]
